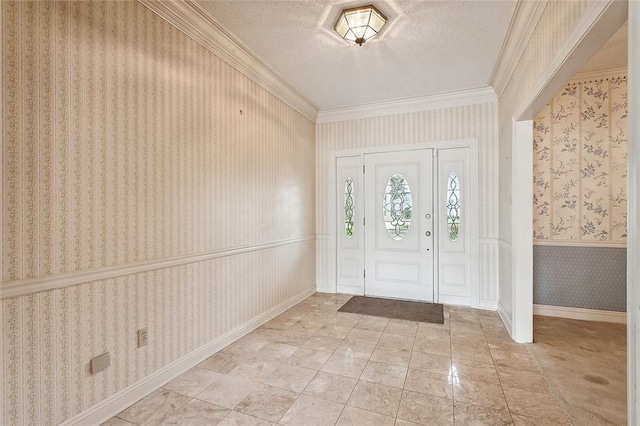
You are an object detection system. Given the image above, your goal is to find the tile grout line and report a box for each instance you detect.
[485,324,516,424]
[448,307,456,425]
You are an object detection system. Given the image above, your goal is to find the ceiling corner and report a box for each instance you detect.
[490,0,549,99]
[316,86,497,124]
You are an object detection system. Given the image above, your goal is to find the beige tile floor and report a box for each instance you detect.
[105,293,570,426]
[528,315,626,426]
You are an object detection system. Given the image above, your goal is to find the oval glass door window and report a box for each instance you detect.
[447,172,461,241]
[344,177,355,238]
[383,174,413,240]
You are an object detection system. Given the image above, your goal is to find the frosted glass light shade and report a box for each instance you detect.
[334,5,387,46]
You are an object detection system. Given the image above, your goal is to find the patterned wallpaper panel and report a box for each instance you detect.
[533,246,626,312]
[533,73,628,243]
[1,1,316,424]
[1,0,316,284]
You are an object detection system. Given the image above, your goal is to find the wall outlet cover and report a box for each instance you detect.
[91,352,110,374]
[138,328,148,348]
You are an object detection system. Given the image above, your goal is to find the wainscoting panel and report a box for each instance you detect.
[533,245,626,312]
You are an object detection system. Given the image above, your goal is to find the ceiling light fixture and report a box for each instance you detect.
[334,5,387,46]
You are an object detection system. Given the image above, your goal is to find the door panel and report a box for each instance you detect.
[364,149,434,301]
[336,156,364,294]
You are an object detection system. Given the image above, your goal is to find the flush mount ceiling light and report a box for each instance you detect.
[334,5,387,46]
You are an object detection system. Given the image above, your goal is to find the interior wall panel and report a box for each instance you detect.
[0,1,316,424]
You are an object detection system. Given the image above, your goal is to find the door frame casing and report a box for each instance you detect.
[325,139,480,307]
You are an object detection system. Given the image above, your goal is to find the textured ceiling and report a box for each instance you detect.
[195,0,516,111]
[578,21,628,74]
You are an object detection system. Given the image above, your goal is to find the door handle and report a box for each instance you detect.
[425,231,431,237]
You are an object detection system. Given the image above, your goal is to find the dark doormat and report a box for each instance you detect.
[338,296,444,324]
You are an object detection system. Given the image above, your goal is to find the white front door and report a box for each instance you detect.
[364,149,434,301]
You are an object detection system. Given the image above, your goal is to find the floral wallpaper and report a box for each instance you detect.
[533,72,627,243]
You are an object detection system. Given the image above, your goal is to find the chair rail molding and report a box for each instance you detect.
[1,236,316,299]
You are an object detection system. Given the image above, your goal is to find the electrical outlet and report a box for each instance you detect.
[91,352,110,374]
[137,328,148,348]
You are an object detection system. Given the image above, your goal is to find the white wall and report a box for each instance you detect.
[316,101,499,308]
[0,2,316,424]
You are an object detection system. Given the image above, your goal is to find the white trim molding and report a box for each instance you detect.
[498,300,514,339]
[1,236,316,299]
[316,87,497,124]
[570,67,627,84]
[533,241,627,248]
[59,287,316,426]
[511,119,534,343]
[440,295,471,307]
[627,2,639,423]
[138,0,318,122]
[490,0,549,98]
[534,304,627,324]
[478,300,499,311]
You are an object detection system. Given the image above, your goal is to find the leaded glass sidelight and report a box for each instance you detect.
[383,174,413,240]
[447,172,461,241]
[344,177,355,238]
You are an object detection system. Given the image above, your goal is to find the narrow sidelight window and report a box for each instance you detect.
[344,177,355,238]
[447,172,461,241]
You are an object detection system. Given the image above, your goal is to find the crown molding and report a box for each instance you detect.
[490,0,548,99]
[138,0,318,122]
[316,86,497,124]
[570,66,627,83]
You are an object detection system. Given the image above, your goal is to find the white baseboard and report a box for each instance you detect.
[60,287,317,426]
[439,295,471,306]
[477,300,499,311]
[497,300,514,339]
[316,286,336,294]
[533,304,627,324]
[336,285,364,296]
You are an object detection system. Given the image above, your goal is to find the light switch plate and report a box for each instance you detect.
[91,352,110,374]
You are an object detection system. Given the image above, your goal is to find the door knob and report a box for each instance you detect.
[425,231,431,237]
